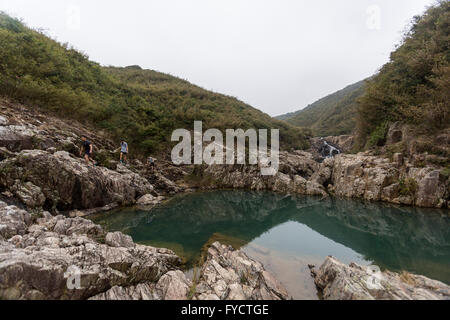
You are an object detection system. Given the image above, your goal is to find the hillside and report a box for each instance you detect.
[276,80,366,137]
[356,1,449,149]
[0,12,310,155]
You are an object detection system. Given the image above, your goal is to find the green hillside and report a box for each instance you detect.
[0,12,310,155]
[356,1,449,149]
[276,80,366,137]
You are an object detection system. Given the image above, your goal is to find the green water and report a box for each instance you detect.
[91,190,450,299]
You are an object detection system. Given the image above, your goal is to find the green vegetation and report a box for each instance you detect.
[399,178,418,199]
[187,266,199,300]
[276,80,366,136]
[385,142,407,161]
[368,121,389,147]
[441,167,450,178]
[279,1,449,150]
[0,12,310,155]
[356,1,449,149]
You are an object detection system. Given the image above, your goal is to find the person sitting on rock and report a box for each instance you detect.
[80,136,96,166]
[120,140,128,164]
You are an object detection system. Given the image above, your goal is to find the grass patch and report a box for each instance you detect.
[368,122,389,148]
[399,178,418,199]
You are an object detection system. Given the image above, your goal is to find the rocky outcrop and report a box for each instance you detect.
[193,242,290,300]
[0,101,188,212]
[203,151,327,197]
[90,242,291,301]
[384,122,449,168]
[0,201,182,300]
[330,154,449,208]
[0,101,114,155]
[0,150,154,212]
[311,256,450,300]
[0,201,32,239]
[105,232,136,248]
[145,172,185,196]
[0,202,288,301]
[136,194,166,209]
[200,148,448,208]
[330,154,400,201]
[0,122,34,152]
[89,270,192,300]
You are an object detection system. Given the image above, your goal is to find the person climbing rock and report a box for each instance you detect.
[120,140,129,164]
[80,136,96,166]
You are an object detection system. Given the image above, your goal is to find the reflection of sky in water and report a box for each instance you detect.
[248,221,368,266]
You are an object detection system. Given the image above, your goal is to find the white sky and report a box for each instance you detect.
[0,0,436,116]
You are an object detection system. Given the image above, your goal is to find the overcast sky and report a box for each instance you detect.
[1,0,436,116]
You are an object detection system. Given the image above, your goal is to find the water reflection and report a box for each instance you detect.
[91,190,450,296]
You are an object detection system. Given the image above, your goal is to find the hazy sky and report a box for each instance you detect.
[1,0,436,116]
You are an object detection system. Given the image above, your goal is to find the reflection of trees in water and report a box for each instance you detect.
[92,190,450,283]
[293,199,450,283]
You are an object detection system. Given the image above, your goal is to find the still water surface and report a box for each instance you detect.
[91,190,450,299]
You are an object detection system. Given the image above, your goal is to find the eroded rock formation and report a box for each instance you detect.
[311,256,450,300]
[0,202,182,300]
[0,201,288,300]
[202,151,449,209]
[330,154,448,208]
[0,150,154,212]
[193,242,290,300]
[203,151,328,197]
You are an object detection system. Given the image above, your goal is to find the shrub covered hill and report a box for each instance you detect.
[276,80,366,137]
[0,12,310,156]
[356,0,449,149]
[278,1,449,149]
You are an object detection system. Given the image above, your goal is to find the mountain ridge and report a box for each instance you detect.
[0,12,310,155]
[276,80,366,137]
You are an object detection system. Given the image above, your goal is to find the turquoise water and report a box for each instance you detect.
[90,190,450,299]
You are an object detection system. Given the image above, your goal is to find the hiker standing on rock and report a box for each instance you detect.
[80,136,96,166]
[147,156,156,172]
[120,140,128,164]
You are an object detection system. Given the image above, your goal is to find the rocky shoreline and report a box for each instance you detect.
[310,256,450,300]
[2,201,449,300]
[0,100,448,216]
[0,100,449,300]
[201,149,448,209]
[0,201,289,300]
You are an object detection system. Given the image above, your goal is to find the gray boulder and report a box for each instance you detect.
[193,242,290,300]
[0,207,181,300]
[311,256,450,300]
[0,150,154,211]
[105,232,136,248]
